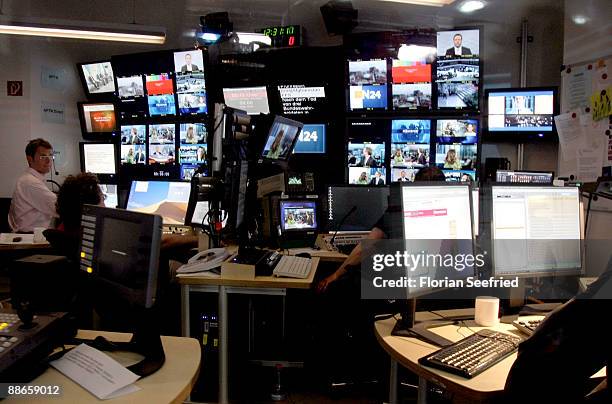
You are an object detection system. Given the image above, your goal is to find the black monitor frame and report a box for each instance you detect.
[79,142,119,184]
[77,101,118,141]
[484,86,559,142]
[124,179,192,225]
[78,204,164,376]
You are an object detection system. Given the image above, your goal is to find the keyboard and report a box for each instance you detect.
[512,315,545,336]
[273,255,312,279]
[418,329,521,379]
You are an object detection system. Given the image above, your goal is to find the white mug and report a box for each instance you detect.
[474,296,500,327]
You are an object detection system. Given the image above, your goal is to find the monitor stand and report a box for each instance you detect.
[390,299,455,347]
[67,309,165,377]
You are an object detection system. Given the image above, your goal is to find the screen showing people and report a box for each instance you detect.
[81,61,115,95]
[148,124,175,164]
[80,103,116,134]
[348,59,388,110]
[392,168,419,182]
[443,169,476,184]
[436,119,478,144]
[120,125,146,165]
[436,144,477,171]
[390,119,431,170]
[174,50,207,116]
[347,140,386,185]
[280,201,317,231]
[223,87,270,115]
[488,89,555,132]
[436,29,480,109]
[261,119,301,160]
[116,75,146,118]
[292,123,326,154]
[179,123,207,178]
[126,181,191,225]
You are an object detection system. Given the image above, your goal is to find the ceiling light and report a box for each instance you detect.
[0,17,165,44]
[458,0,486,13]
[378,0,456,7]
[572,15,589,25]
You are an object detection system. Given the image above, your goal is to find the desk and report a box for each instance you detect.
[4,330,201,403]
[375,315,519,404]
[177,257,319,404]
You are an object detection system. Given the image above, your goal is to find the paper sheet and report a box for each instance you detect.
[50,344,141,400]
[554,111,586,160]
[576,147,603,182]
[0,233,35,244]
[562,65,593,112]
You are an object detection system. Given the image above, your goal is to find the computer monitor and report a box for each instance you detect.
[77,102,117,140]
[279,200,317,232]
[347,58,388,111]
[126,180,191,225]
[496,170,554,184]
[443,169,477,183]
[390,183,475,345]
[326,185,389,232]
[77,60,116,98]
[277,84,327,116]
[436,119,478,144]
[472,188,479,237]
[491,185,582,277]
[260,116,303,162]
[222,86,270,115]
[78,204,164,376]
[79,142,118,183]
[486,87,558,141]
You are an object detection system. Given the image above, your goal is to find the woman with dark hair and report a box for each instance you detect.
[55,173,104,234]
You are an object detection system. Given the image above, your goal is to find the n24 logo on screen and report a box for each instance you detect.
[363,89,382,100]
[299,130,318,143]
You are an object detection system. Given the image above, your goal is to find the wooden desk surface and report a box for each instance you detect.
[177,256,319,289]
[5,330,201,404]
[375,316,520,401]
[0,242,50,252]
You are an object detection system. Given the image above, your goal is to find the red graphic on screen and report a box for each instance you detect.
[89,111,116,132]
[146,74,173,95]
[404,208,448,218]
[392,64,431,84]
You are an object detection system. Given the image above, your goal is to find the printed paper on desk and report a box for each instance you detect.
[50,343,141,399]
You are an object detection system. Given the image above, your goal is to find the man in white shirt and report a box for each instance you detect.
[180,53,200,73]
[8,138,58,232]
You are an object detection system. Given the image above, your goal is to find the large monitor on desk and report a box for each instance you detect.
[126,180,191,225]
[78,205,164,376]
[491,185,582,277]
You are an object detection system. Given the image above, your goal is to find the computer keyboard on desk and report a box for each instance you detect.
[418,329,521,379]
[318,232,369,252]
[273,255,312,279]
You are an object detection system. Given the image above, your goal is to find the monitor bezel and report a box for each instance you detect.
[260,115,304,163]
[484,86,559,142]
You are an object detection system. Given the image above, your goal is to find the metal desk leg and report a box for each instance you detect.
[389,359,398,404]
[219,285,228,404]
[418,376,427,404]
[181,284,190,337]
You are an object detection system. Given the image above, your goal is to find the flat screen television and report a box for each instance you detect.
[223,86,269,115]
[486,87,558,141]
[77,60,116,98]
[77,102,118,140]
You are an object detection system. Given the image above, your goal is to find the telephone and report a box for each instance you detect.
[176,248,231,274]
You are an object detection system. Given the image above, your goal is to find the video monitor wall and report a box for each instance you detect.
[76,48,210,182]
[344,28,481,112]
[345,117,479,185]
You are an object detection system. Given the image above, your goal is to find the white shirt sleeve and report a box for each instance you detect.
[22,177,57,217]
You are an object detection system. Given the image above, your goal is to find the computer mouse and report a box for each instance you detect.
[296,252,311,259]
[12,236,22,242]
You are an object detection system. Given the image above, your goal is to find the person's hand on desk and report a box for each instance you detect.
[316,272,341,293]
[161,234,198,251]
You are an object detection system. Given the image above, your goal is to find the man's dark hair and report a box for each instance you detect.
[415,166,446,182]
[25,138,52,158]
[453,33,462,39]
[56,173,102,232]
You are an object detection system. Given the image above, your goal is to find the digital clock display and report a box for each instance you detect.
[259,25,301,47]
